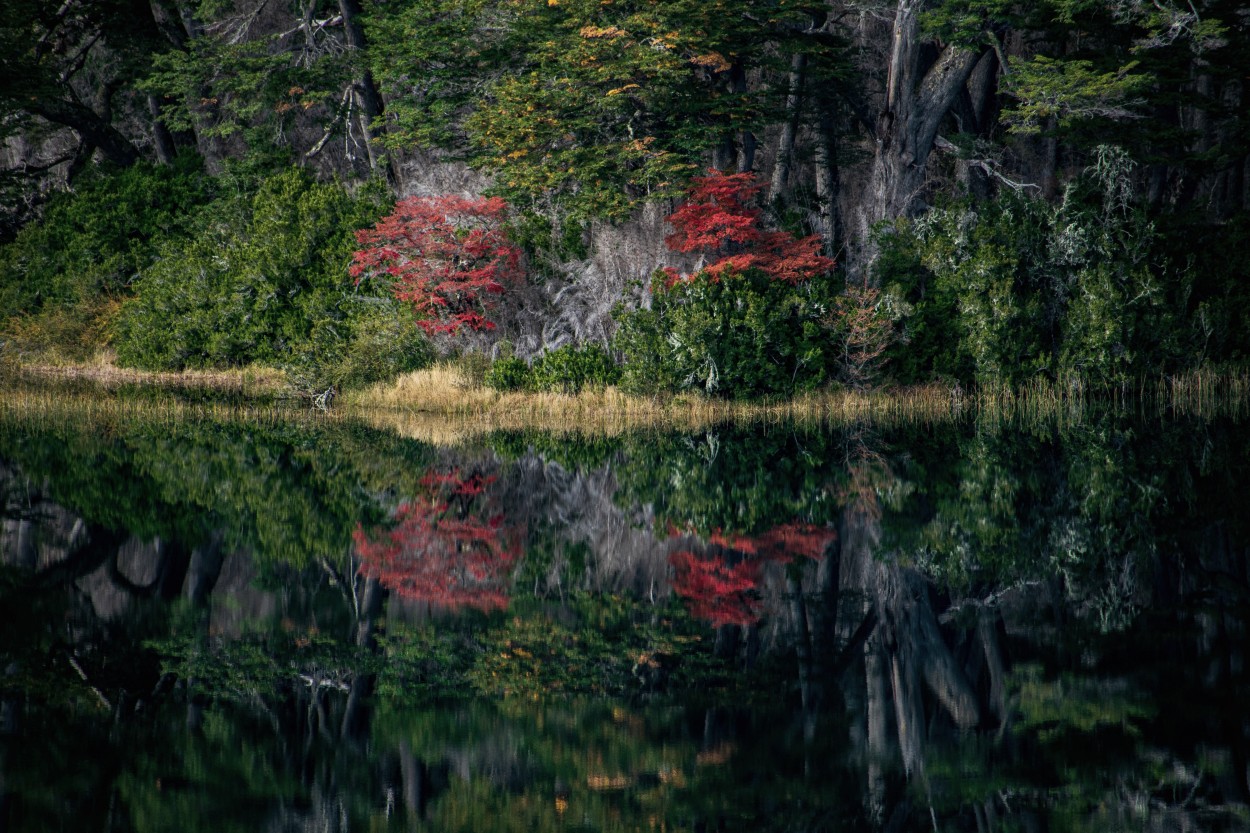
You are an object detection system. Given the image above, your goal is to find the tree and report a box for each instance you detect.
[671,522,834,627]
[350,195,525,335]
[354,467,523,612]
[615,171,841,396]
[662,170,835,283]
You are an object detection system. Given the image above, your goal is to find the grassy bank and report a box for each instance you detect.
[3,357,1248,439]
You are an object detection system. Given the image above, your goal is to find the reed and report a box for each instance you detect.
[4,356,1248,443]
[1159,368,1250,419]
[340,362,971,436]
[0,378,315,433]
[3,357,289,399]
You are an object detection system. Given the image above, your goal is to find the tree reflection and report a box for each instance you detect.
[355,467,524,612]
[671,523,836,627]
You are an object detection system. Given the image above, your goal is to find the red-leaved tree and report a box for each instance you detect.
[354,467,523,612]
[669,522,834,627]
[662,170,834,285]
[670,549,764,627]
[350,195,524,335]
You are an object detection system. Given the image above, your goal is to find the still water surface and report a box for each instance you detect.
[2,402,1249,831]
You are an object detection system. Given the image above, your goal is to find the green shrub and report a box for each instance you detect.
[614,269,840,398]
[286,298,432,392]
[112,168,393,372]
[484,356,532,391]
[529,343,621,394]
[0,152,215,356]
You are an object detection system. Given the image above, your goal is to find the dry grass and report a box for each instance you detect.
[3,354,290,399]
[3,356,1247,444]
[341,361,967,442]
[0,381,309,431]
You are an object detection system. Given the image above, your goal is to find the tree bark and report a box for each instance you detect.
[770,53,807,203]
[338,0,392,182]
[846,1,983,278]
[814,107,841,258]
[29,98,142,168]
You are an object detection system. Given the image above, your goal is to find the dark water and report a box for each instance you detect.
[2,404,1249,832]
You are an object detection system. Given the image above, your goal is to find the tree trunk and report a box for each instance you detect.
[30,98,142,168]
[846,0,982,278]
[769,53,807,203]
[338,0,392,182]
[814,107,841,258]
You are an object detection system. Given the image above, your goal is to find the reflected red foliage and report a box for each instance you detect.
[354,467,522,612]
[708,523,836,562]
[670,522,835,627]
[350,195,524,335]
[663,170,835,285]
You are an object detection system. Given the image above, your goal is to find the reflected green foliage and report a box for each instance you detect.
[4,406,1250,832]
[0,408,434,567]
[379,593,722,702]
[889,412,1250,633]
[1014,664,1153,743]
[611,427,843,536]
[371,698,853,833]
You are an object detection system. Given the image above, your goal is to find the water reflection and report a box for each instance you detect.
[1,406,1249,831]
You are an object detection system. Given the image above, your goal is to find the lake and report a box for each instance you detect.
[2,392,1248,831]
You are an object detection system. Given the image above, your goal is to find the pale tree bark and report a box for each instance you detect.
[814,108,841,258]
[846,0,984,278]
[338,0,394,183]
[769,53,808,203]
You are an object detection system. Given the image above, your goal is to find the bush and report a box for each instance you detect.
[113,168,395,373]
[0,152,215,357]
[529,343,621,394]
[286,298,432,392]
[484,356,532,392]
[614,269,840,398]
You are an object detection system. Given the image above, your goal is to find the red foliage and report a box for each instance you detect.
[708,522,837,562]
[350,195,524,335]
[669,522,835,627]
[354,467,523,612]
[662,170,835,285]
[670,549,763,627]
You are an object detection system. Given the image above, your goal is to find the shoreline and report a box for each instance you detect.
[3,358,1248,436]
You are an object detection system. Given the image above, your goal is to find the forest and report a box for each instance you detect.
[2,0,1249,399]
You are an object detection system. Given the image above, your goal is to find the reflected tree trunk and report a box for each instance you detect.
[341,574,387,741]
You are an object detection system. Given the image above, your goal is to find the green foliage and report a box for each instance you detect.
[1014,664,1154,743]
[0,154,214,357]
[112,168,417,386]
[529,343,621,394]
[369,0,824,220]
[288,296,432,392]
[0,407,435,569]
[882,147,1187,387]
[611,427,843,537]
[139,1,356,149]
[484,355,532,392]
[615,270,839,398]
[1002,56,1149,135]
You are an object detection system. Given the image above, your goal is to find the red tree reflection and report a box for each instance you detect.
[670,522,835,627]
[354,468,522,612]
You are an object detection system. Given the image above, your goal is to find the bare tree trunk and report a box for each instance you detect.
[770,53,808,203]
[338,0,393,183]
[30,98,142,169]
[814,108,841,258]
[846,1,983,278]
[147,95,180,164]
